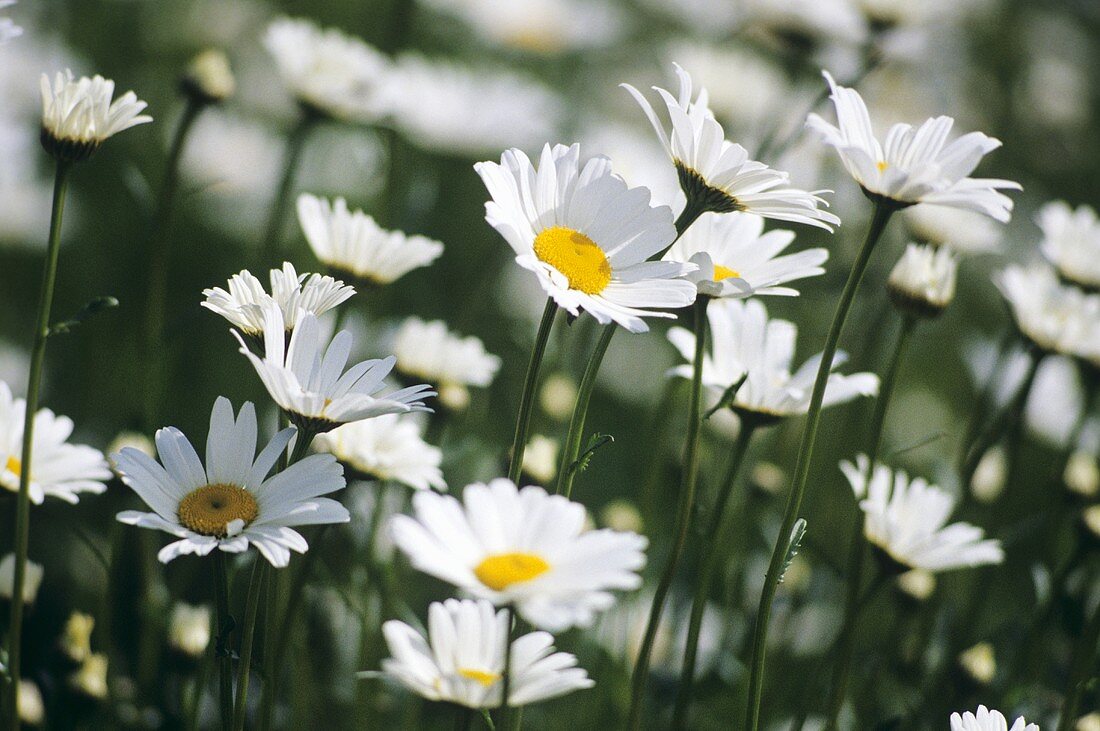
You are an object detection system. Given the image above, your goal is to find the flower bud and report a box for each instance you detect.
[182,49,235,104]
[887,243,957,319]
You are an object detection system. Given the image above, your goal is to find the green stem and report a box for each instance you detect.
[672,419,758,729]
[507,300,557,483]
[6,160,72,729]
[261,112,316,266]
[628,296,710,729]
[1055,573,1100,731]
[214,552,235,730]
[824,316,915,729]
[556,324,616,497]
[497,606,517,728]
[232,560,265,730]
[744,201,896,731]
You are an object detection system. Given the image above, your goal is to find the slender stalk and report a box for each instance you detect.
[6,160,72,729]
[824,315,916,729]
[507,300,557,483]
[556,324,616,497]
[232,560,265,730]
[214,552,235,730]
[672,419,759,729]
[1055,579,1100,731]
[744,201,896,731]
[497,606,517,728]
[628,297,710,729]
[260,111,316,266]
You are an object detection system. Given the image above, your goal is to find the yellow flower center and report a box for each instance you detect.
[877,160,889,172]
[713,264,741,281]
[5,455,22,475]
[533,227,612,295]
[473,552,551,591]
[458,668,501,687]
[177,483,259,537]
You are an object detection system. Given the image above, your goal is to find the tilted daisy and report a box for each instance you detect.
[0,382,110,505]
[40,70,152,162]
[665,211,827,298]
[264,16,390,122]
[668,299,878,421]
[622,65,839,229]
[114,397,349,566]
[234,303,434,435]
[202,261,355,341]
[392,317,501,410]
[1037,200,1100,290]
[297,194,444,286]
[313,414,445,491]
[886,242,958,318]
[995,263,1100,360]
[949,705,1038,731]
[390,478,647,631]
[842,454,1004,572]
[380,598,593,708]
[806,71,1020,220]
[474,143,697,333]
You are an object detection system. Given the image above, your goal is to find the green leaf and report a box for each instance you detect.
[567,432,614,479]
[704,373,748,420]
[49,296,119,336]
[778,519,807,584]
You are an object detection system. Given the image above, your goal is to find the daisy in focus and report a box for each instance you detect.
[886,242,958,318]
[665,211,828,298]
[380,598,593,708]
[202,261,355,341]
[314,414,446,491]
[668,299,879,421]
[474,143,697,332]
[0,382,111,505]
[114,397,349,566]
[842,455,1004,572]
[996,263,1100,359]
[622,65,840,229]
[391,478,647,631]
[949,705,1038,731]
[40,70,152,162]
[392,317,501,410]
[234,304,434,434]
[806,71,1020,220]
[297,193,444,287]
[1037,200,1100,290]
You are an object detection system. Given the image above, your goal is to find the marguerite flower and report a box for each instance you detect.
[841,454,1004,572]
[297,194,444,286]
[392,317,501,410]
[886,242,958,318]
[668,299,878,420]
[1037,200,1100,290]
[264,16,390,122]
[0,381,111,504]
[202,261,355,340]
[381,598,593,708]
[665,211,828,298]
[115,397,349,566]
[996,263,1100,359]
[391,478,647,631]
[949,705,1038,731]
[474,143,697,332]
[622,65,840,229]
[314,414,445,491]
[807,71,1020,220]
[234,304,434,434]
[40,70,152,161]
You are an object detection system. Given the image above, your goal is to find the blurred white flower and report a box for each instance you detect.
[1038,200,1100,290]
[958,642,996,685]
[392,317,501,398]
[475,143,697,333]
[896,568,936,601]
[16,679,42,726]
[950,705,1037,731]
[70,653,109,699]
[1084,505,1100,540]
[1076,712,1100,731]
[420,0,624,54]
[39,70,151,160]
[391,478,647,631]
[0,553,42,604]
[600,499,644,534]
[667,211,828,298]
[742,0,867,47]
[61,611,95,662]
[1064,450,1100,498]
[886,242,957,317]
[182,49,234,104]
[0,0,21,44]
[1026,355,1084,448]
[297,194,443,286]
[381,598,593,707]
[0,381,111,505]
[521,435,558,484]
[996,264,1100,360]
[970,445,1007,504]
[1020,55,1090,131]
[638,0,739,38]
[538,373,578,421]
[902,203,1003,255]
[807,71,1020,220]
[580,120,683,211]
[314,414,445,491]
[115,397,349,566]
[168,603,211,658]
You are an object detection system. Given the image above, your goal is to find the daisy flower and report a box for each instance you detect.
[40,70,152,162]
[665,211,828,298]
[297,194,444,286]
[622,65,839,230]
[391,478,647,631]
[1037,200,1100,290]
[392,317,501,410]
[806,71,1020,220]
[381,598,593,708]
[841,455,1004,572]
[668,299,878,421]
[202,261,355,341]
[886,242,958,318]
[264,16,390,122]
[996,263,1100,359]
[0,381,111,504]
[949,705,1038,731]
[234,304,434,435]
[313,414,445,491]
[474,143,697,333]
[114,397,349,566]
